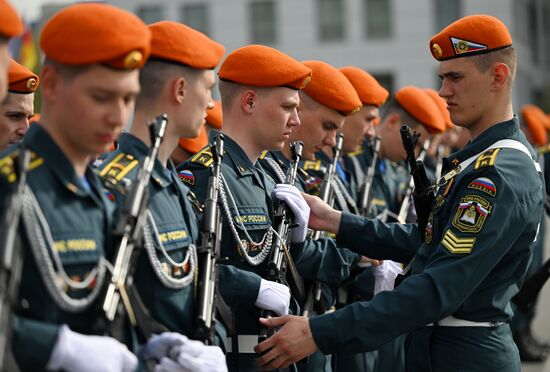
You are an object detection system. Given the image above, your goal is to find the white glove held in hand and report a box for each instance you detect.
[46,324,137,372]
[372,260,402,295]
[154,341,227,372]
[272,184,310,243]
[254,279,290,316]
[142,332,189,361]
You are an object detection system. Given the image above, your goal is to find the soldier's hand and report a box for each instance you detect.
[46,325,137,372]
[255,315,318,370]
[358,256,383,268]
[272,184,310,242]
[301,193,341,233]
[255,279,291,316]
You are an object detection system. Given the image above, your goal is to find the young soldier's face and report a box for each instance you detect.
[46,64,140,157]
[341,105,379,154]
[0,92,34,150]
[254,87,300,151]
[293,101,345,161]
[178,69,216,138]
[0,41,9,102]
[438,58,493,129]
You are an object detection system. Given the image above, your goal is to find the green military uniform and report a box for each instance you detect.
[309,118,544,371]
[178,134,359,372]
[0,125,116,370]
[98,133,262,345]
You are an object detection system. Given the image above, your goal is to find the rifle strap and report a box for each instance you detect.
[215,290,234,336]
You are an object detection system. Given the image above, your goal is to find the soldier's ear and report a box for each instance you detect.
[172,76,187,104]
[241,90,257,114]
[386,112,401,128]
[40,64,61,103]
[490,63,509,92]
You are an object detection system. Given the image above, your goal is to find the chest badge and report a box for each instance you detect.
[425,212,434,245]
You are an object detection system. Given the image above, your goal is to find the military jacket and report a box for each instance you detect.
[0,125,114,370]
[310,118,545,362]
[98,133,261,337]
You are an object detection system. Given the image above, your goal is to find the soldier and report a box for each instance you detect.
[0,59,39,150]
[178,45,361,371]
[0,0,24,101]
[0,3,151,371]
[257,14,544,372]
[98,21,290,371]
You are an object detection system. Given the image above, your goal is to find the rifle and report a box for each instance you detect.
[193,134,224,345]
[397,126,434,235]
[0,148,31,371]
[512,258,550,314]
[99,114,169,341]
[302,134,343,317]
[359,136,381,217]
[258,141,305,341]
[434,144,445,181]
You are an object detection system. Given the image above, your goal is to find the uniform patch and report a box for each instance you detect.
[474,149,500,170]
[104,190,116,202]
[441,229,476,254]
[190,148,213,167]
[452,195,492,233]
[98,152,139,189]
[302,160,321,171]
[304,176,321,194]
[425,212,434,244]
[467,177,496,197]
[451,37,487,55]
[0,151,43,183]
[54,239,97,253]
[178,169,195,186]
[234,213,268,225]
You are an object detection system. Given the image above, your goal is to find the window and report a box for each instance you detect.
[136,5,163,24]
[182,4,210,35]
[434,0,461,32]
[365,0,392,39]
[318,0,345,42]
[249,1,276,44]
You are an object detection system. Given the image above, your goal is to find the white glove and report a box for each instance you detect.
[272,184,310,243]
[142,332,189,361]
[154,342,227,372]
[372,260,402,295]
[254,279,290,316]
[46,324,137,372]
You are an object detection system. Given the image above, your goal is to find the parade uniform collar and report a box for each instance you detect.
[215,133,257,177]
[444,117,519,173]
[24,124,103,198]
[117,132,172,187]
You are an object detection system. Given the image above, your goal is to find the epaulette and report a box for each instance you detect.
[347,148,364,158]
[538,144,550,155]
[98,152,139,194]
[474,148,500,170]
[190,147,214,167]
[259,150,269,160]
[0,149,43,183]
[302,159,321,171]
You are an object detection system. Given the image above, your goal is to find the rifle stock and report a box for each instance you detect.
[193,134,224,345]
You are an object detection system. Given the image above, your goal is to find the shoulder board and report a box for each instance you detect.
[474,148,500,170]
[538,144,550,155]
[190,147,214,167]
[0,150,44,183]
[302,159,321,171]
[347,148,364,157]
[98,152,139,192]
[259,150,269,160]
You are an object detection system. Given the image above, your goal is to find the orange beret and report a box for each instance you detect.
[206,101,223,129]
[148,21,225,69]
[430,14,512,61]
[179,125,208,154]
[0,0,23,38]
[521,105,548,146]
[40,3,151,70]
[218,45,311,89]
[547,114,550,130]
[302,61,362,116]
[339,66,389,107]
[8,59,39,94]
[395,86,445,134]
[423,88,452,129]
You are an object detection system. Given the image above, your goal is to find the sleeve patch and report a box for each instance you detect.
[467,177,496,197]
[451,195,492,233]
[178,169,195,186]
[474,148,500,170]
[441,229,476,254]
